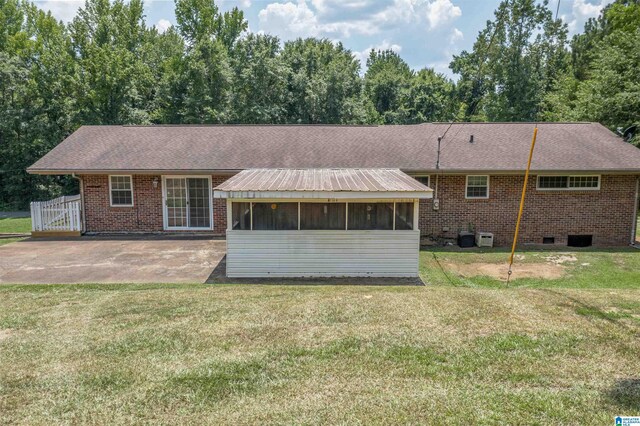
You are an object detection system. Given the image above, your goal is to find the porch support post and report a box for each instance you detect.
[226,199,232,231]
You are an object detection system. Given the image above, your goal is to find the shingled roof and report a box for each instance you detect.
[27,122,640,174]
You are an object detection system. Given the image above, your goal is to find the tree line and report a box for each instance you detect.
[1,0,638,209]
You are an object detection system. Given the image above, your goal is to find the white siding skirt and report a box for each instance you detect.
[226,230,420,278]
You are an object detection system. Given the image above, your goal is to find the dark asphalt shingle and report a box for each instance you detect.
[27,123,640,173]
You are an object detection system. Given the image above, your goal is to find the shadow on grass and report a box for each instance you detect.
[542,289,633,328]
[205,255,425,286]
[607,378,640,412]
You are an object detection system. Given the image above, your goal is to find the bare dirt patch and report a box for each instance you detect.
[544,254,578,265]
[445,262,565,281]
[0,329,13,341]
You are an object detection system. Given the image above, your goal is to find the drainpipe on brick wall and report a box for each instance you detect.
[632,176,639,247]
[72,173,86,234]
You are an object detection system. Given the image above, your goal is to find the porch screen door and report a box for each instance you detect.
[165,177,211,229]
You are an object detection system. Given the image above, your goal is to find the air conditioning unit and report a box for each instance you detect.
[476,232,494,248]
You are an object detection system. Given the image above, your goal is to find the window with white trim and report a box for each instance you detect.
[537,175,600,190]
[413,175,430,187]
[465,175,489,199]
[109,175,133,206]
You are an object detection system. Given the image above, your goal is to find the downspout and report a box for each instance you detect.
[631,176,639,247]
[72,173,86,234]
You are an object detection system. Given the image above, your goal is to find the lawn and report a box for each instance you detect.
[422,247,640,288]
[0,217,31,234]
[1,248,639,424]
[0,217,31,246]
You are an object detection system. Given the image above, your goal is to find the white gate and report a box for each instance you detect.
[30,195,82,232]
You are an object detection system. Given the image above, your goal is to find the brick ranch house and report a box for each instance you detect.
[28,122,640,249]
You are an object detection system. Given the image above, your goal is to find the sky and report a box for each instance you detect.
[34,0,614,78]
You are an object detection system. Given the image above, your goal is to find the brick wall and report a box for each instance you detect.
[419,174,638,246]
[81,173,638,246]
[81,174,232,234]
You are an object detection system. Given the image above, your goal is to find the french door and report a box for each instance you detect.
[163,177,212,230]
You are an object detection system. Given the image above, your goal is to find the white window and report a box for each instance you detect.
[413,175,430,187]
[537,175,600,190]
[109,175,133,207]
[465,175,489,199]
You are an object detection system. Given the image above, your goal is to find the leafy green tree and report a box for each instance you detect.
[228,34,288,123]
[450,0,568,121]
[0,1,77,208]
[69,0,154,124]
[364,49,412,124]
[406,68,459,123]
[543,0,640,144]
[281,38,370,124]
[175,0,246,47]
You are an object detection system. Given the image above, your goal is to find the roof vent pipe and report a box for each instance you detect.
[469,135,474,143]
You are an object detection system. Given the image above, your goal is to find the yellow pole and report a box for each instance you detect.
[507,126,538,284]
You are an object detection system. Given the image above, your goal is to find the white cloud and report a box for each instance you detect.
[425,0,461,30]
[258,0,377,38]
[371,0,461,30]
[155,19,172,34]
[449,27,463,44]
[239,0,252,8]
[311,0,367,13]
[566,0,614,34]
[35,0,84,23]
[258,1,318,37]
[258,0,463,40]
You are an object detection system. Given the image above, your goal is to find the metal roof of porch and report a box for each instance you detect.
[213,168,433,199]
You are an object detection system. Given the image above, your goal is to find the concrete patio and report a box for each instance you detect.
[0,236,226,284]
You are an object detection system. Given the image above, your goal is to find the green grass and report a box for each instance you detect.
[1,281,639,423]
[0,217,31,245]
[0,244,639,423]
[0,217,31,234]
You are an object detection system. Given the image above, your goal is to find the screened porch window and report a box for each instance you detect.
[231,202,251,230]
[300,203,346,230]
[394,202,414,230]
[230,201,417,231]
[347,203,394,230]
[252,202,298,230]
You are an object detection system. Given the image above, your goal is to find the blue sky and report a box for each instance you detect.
[35,0,613,78]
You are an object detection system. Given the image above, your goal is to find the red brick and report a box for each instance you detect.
[419,174,638,246]
[80,173,639,246]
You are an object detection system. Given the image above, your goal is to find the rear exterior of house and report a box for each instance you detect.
[28,122,640,249]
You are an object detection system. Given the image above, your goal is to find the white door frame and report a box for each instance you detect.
[162,175,214,231]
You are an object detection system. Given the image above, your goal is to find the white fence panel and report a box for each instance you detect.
[30,195,82,232]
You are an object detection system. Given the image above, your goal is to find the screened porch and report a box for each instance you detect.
[214,168,432,278]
